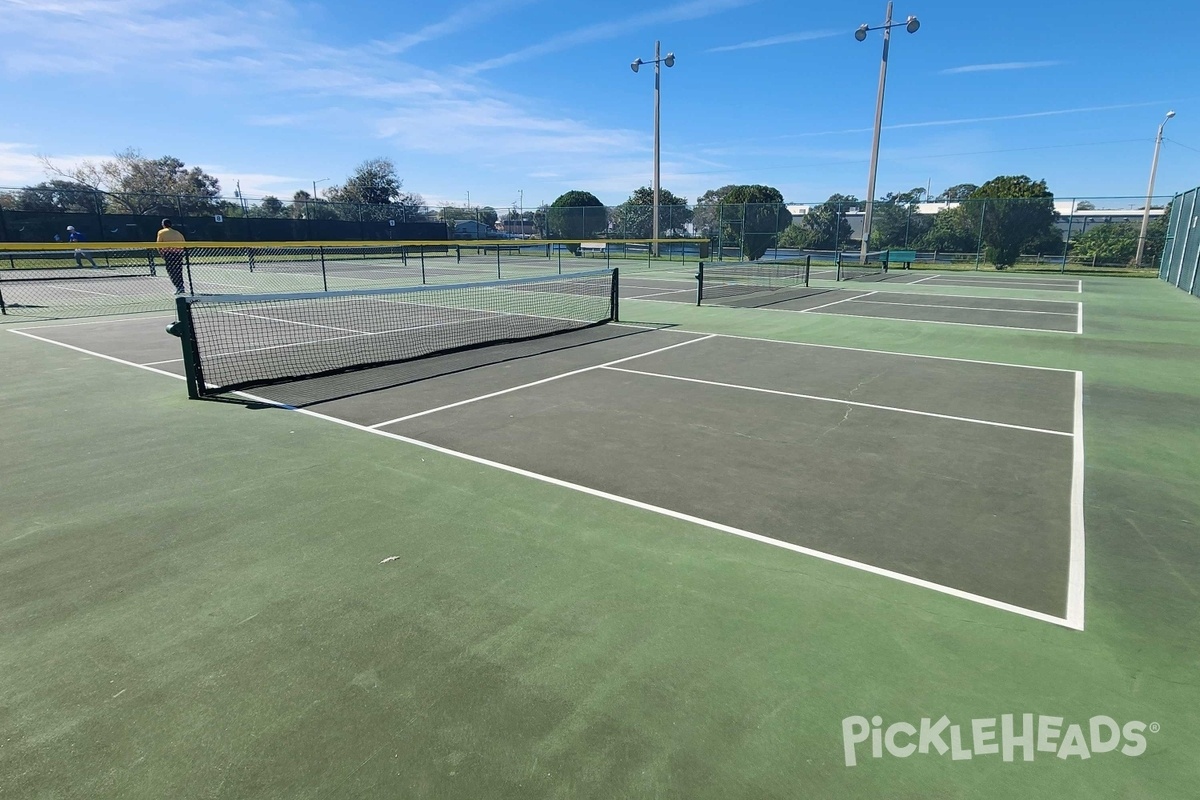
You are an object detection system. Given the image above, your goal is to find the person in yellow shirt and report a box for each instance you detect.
[156,218,187,294]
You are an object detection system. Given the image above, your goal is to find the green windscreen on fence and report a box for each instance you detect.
[1158,186,1200,298]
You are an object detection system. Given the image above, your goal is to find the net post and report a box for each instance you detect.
[835,251,843,281]
[175,295,203,399]
[184,248,194,294]
[320,246,328,292]
[402,245,408,267]
[696,261,704,305]
[610,268,619,323]
[646,241,651,270]
[557,247,562,274]
[496,244,502,280]
[248,247,255,272]
[420,250,427,284]
[456,244,461,264]
[0,280,7,316]
[805,255,811,287]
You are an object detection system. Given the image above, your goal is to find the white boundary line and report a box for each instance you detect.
[6,315,175,329]
[823,287,1083,306]
[1066,371,1086,629]
[5,326,1082,630]
[917,273,1081,287]
[53,285,125,297]
[803,291,876,313]
[367,334,715,428]
[624,288,695,299]
[1077,301,1084,335]
[849,298,1078,316]
[217,309,367,334]
[906,274,941,285]
[606,323,1081,373]
[800,307,1080,334]
[922,276,1082,293]
[603,366,1072,436]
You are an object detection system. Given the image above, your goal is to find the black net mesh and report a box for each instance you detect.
[178,269,618,396]
[836,251,889,281]
[698,260,809,303]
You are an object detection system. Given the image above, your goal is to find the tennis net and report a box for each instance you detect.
[0,247,158,281]
[175,268,619,398]
[836,251,888,281]
[696,259,809,304]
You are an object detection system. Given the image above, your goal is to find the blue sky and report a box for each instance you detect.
[1,0,1197,210]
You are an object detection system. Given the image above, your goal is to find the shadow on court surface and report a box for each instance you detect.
[13,315,1082,626]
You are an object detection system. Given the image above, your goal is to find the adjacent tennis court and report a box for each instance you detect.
[11,270,1083,626]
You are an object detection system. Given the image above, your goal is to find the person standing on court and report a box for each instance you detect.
[156,218,187,294]
[66,225,99,268]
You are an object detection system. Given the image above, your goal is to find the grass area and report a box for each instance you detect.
[1,274,1198,797]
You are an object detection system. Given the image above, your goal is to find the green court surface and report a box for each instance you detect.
[2,272,1199,798]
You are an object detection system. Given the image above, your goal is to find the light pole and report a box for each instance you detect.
[1136,110,1175,266]
[312,177,329,200]
[632,42,675,257]
[855,3,920,262]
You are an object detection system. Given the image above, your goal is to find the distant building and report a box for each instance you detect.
[453,219,497,239]
[498,218,537,236]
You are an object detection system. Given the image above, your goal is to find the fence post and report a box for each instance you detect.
[974,199,987,270]
[833,202,842,255]
[734,200,744,260]
[0,201,8,243]
[1062,199,1075,273]
[320,246,328,292]
[717,204,724,261]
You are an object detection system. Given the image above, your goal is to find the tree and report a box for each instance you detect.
[547,190,607,250]
[324,156,426,222]
[691,185,738,237]
[717,185,792,261]
[15,180,101,213]
[255,196,285,218]
[914,204,977,253]
[609,186,692,238]
[969,175,1059,268]
[798,194,859,251]
[326,157,402,205]
[935,183,978,202]
[868,188,930,250]
[1145,202,1172,267]
[1075,200,1096,211]
[43,148,221,215]
[1070,222,1138,265]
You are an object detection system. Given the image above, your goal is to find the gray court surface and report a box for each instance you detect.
[10,315,1083,625]
[846,270,1082,293]
[623,277,1083,333]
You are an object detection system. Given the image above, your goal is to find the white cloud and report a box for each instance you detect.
[940,61,1062,75]
[0,143,110,187]
[461,0,757,73]
[372,0,542,54]
[706,30,839,53]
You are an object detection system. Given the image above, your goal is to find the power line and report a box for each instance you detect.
[1164,138,1200,154]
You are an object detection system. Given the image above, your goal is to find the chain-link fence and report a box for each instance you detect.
[0,240,704,319]
[1159,187,1200,297]
[0,187,1173,272]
